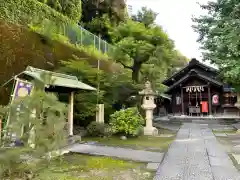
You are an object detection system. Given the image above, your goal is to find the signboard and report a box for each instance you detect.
[4,78,34,142]
[176,96,181,105]
[212,94,219,105]
[12,79,33,101]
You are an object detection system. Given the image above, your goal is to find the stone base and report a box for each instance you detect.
[144,126,158,136]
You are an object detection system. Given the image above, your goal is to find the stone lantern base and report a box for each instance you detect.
[144,126,158,136]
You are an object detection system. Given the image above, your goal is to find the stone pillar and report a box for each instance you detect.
[96,104,104,123]
[139,81,158,136]
[68,91,74,136]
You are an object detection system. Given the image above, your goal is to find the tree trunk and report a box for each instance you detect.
[132,63,141,83]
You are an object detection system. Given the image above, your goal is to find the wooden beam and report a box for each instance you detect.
[181,84,184,115]
[68,91,74,136]
[208,84,212,115]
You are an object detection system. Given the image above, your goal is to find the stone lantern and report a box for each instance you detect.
[235,93,240,108]
[139,81,158,136]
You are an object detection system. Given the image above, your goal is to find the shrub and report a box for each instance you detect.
[86,122,112,137]
[0,74,68,179]
[0,0,76,25]
[109,107,144,137]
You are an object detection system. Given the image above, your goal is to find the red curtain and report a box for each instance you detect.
[201,101,208,113]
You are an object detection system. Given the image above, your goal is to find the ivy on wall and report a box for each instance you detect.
[0,0,76,25]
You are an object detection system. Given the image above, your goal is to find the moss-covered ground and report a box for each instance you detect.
[36,153,154,180]
[82,128,176,152]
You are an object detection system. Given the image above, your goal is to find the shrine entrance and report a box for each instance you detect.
[162,58,238,117]
[184,85,210,116]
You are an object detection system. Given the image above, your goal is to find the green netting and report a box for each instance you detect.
[30,19,115,57]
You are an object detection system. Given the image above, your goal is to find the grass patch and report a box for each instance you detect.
[158,127,176,134]
[213,129,237,135]
[82,135,175,152]
[36,153,154,180]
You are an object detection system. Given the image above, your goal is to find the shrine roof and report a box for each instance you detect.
[23,66,96,91]
[167,69,222,92]
[163,58,218,86]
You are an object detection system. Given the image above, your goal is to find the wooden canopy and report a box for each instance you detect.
[167,69,223,92]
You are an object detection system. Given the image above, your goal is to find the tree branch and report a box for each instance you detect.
[118,61,133,70]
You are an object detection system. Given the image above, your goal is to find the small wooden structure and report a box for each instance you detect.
[2,66,96,136]
[161,58,239,116]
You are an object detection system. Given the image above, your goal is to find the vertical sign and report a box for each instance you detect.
[212,94,219,105]
[12,78,33,101]
[6,78,34,136]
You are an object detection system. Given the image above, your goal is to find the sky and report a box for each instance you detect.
[126,0,210,62]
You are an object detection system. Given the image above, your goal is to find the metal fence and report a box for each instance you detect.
[32,19,115,56]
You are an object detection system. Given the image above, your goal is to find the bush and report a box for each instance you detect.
[0,0,75,25]
[86,122,112,137]
[109,107,144,137]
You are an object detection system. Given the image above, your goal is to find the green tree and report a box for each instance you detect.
[167,50,189,76]
[111,19,175,84]
[81,0,126,42]
[81,0,126,24]
[83,14,113,42]
[132,7,158,27]
[192,0,240,85]
[60,56,138,126]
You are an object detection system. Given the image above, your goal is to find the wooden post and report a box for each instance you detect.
[0,118,1,145]
[181,84,184,115]
[208,84,212,115]
[68,91,74,136]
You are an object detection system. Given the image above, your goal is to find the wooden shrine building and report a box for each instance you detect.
[161,58,239,116]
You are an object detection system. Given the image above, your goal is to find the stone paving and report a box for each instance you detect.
[68,144,164,163]
[154,123,240,180]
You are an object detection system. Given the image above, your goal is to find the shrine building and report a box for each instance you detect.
[159,58,239,116]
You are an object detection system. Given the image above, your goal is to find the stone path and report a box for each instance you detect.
[154,123,240,180]
[68,144,164,163]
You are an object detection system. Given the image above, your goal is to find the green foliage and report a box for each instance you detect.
[111,18,175,85]
[0,73,68,179]
[167,50,189,76]
[28,18,113,62]
[132,7,158,27]
[86,121,112,137]
[83,14,113,43]
[60,57,138,126]
[109,107,144,136]
[81,0,126,25]
[192,0,240,85]
[0,0,72,25]
[40,0,82,22]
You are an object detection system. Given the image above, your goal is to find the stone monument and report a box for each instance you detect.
[96,104,104,123]
[139,81,158,136]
